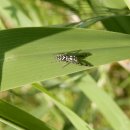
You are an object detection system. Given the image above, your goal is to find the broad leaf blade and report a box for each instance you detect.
[0,27,130,91]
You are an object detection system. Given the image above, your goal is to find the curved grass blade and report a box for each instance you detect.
[32,83,94,130]
[0,100,56,130]
[78,74,130,130]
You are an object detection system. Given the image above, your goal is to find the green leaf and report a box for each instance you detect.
[78,74,130,130]
[0,27,130,91]
[32,83,94,130]
[101,16,130,34]
[0,100,55,130]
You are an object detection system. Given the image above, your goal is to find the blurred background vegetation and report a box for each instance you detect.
[0,0,130,130]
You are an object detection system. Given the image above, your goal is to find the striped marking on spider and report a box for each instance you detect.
[56,50,93,67]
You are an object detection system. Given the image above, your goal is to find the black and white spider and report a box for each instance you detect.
[56,50,93,67]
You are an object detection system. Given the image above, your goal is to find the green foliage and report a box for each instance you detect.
[32,83,94,130]
[0,100,55,130]
[0,0,130,130]
[78,74,130,130]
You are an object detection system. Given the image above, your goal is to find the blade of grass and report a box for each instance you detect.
[0,100,55,130]
[1,27,130,91]
[32,83,94,130]
[101,16,130,34]
[78,74,130,130]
